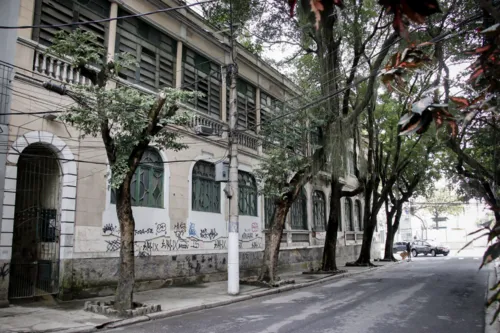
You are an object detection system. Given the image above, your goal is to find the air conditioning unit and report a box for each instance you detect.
[194,125,215,136]
[215,161,229,182]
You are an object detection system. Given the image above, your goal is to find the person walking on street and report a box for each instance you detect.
[406,242,412,262]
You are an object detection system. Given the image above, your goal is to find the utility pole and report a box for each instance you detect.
[226,0,239,295]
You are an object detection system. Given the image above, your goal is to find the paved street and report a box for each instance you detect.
[106,250,490,333]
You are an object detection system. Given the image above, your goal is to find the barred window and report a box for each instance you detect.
[111,148,164,208]
[264,197,276,229]
[345,198,354,231]
[290,188,307,230]
[355,200,363,231]
[236,80,256,131]
[260,92,282,128]
[182,48,221,118]
[33,0,110,47]
[313,191,326,232]
[116,8,176,91]
[192,161,220,213]
[238,171,257,216]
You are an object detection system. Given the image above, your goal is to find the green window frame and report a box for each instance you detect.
[260,92,283,127]
[264,197,276,229]
[290,188,308,230]
[312,191,326,232]
[32,0,110,47]
[192,161,220,213]
[115,8,176,91]
[238,171,257,216]
[111,148,164,208]
[182,48,222,119]
[355,200,363,231]
[236,80,256,131]
[345,198,354,231]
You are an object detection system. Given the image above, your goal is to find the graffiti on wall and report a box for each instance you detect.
[239,228,263,250]
[102,218,263,257]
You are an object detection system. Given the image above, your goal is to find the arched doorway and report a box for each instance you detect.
[9,144,62,299]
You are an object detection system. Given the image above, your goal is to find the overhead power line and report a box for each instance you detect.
[237,12,483,134]
[0,0,216,30]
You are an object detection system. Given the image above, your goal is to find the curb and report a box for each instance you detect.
[36,262,401,333]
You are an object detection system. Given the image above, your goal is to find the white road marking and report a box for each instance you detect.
[458,258,464,260]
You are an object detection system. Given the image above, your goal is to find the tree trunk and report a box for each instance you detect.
[321,178,342,271]
[384,229,397,261]
[355,213,377,265]
[383,218,395,261]
[383,199,397,261]
[259,203,290,283]
[114,177,136,312]
[383,198,404,261]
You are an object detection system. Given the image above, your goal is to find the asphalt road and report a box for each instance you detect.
[107,252,489,333]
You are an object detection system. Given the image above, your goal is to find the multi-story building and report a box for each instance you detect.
[0,0,371,305]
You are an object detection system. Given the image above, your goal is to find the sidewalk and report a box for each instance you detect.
[0,261,399,333]
[485,261,500,333]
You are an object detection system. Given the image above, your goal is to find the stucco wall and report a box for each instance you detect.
[64,244,362,299]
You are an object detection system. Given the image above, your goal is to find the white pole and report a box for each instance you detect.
[227,61,239,295]
[227,2,239,294]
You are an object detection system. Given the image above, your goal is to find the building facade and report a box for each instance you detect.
[0,0,373,305]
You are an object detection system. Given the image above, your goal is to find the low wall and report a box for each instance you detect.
[64,245,362,299]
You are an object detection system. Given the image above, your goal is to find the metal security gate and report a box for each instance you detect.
[9,144,61,299]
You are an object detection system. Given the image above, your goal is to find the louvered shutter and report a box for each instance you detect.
[34,0,109,47]
[116,9,175,90]
[182,48,221,119]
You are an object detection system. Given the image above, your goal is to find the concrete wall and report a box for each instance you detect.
[64,244,362,299]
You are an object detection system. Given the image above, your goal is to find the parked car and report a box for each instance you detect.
[411,240,450,257]
[393,242,408,252]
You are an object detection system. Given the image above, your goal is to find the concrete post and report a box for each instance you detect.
[0,0,21,308]
[227,28,239,295]
[106,0,119,63]
[176,40,183,89]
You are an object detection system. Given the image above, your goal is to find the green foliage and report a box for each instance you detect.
[255,102,312,198]
[48,29,104,68]
[238,32,263,55]
[47,29,198,189]
[418,188,464,218]
[202,0,262,31]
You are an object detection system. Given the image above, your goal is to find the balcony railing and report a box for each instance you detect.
[236,131,259,151]
[23,39,260,152]
[188,110,225,137]
[33,48,92,85]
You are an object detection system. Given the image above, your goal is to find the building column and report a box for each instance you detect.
[107,0,118,63]
[175,40,183,89]
[220,65,227,123]
[255,87,262,155]
[0,0,20,308]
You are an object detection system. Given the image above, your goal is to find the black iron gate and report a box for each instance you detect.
[9,144,61,299]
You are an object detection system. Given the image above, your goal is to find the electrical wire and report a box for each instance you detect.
[0,0,217,30]
[0,10,481,164]
[235,13,482,134]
